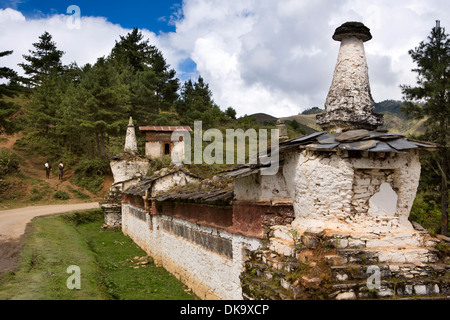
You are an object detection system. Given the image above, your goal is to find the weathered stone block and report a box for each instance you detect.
[335,291,356,300]
[348,239,366,248]
[414,285,427,295]
[303,235,319,249]
[325,255,342,266]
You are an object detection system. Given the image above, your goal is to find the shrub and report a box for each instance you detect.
[66,185,90,200]
[0,148,21,176]
[28,183,51,202]
[53,190,70,200]
[71,157,108,194]
[147,155,173,176]
[409,193,442,234]
[0,179,23,202]
[62,209,104,226]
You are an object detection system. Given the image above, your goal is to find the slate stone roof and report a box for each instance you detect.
[332,21,372,42]
[155,189,234,206]
[123,168,203,196]
[220,129,437,179]
[139,126,192,132]
[279,129,437,153]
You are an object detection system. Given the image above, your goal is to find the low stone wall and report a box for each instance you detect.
[121,201,262,300]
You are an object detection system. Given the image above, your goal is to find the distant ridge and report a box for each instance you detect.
[249,113,278,124]
[249,100,427,137]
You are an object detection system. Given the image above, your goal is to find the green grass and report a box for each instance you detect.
[0,209,197,300]
[0,173,74,209]
[53,190,70,200]
[66,185,91,200]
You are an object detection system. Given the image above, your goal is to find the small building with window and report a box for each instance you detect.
[139,126,192,160]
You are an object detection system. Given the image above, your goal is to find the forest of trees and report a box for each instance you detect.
[0,29,246,161]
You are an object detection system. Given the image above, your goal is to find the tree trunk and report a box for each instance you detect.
[95,132,101,157]
[440,147,449,235]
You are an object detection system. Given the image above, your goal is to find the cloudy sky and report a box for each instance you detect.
[0,0,449,117]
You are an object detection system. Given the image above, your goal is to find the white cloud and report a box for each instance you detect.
[167,0,450,117]
[1,0,450,118]
[0,9,130,74]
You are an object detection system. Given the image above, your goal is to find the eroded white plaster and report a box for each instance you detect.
[368,182,398,217]
[110,160,150,184]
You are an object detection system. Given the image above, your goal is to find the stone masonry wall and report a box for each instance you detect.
[240,226,450,300]
[122,202,262,300]
[352,169,395,213]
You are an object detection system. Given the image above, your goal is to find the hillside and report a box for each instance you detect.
[250,113,319,134]
[250,113,278,125]
[0,133,104,209]
[252,100,428,137]
[280,114,321,133]
[374,100,427,136]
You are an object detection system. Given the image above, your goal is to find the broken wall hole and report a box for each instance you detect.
[351,169,398,217]
[368,182,398,217]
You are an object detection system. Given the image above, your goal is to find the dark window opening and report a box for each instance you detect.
[164,143,170,155]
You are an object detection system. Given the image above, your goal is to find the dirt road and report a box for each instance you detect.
[0,202,100,241]
[0,202,100,273]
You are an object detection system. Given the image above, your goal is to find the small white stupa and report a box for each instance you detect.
[124,116,138,155]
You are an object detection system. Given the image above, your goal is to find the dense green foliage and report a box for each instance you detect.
[401,23,450,235]
[1,29,246,191]
[0,50,21,134]
[410,193,442,234]
[71,156,108,194]
[0,148,21,176]
[53,190,70,200]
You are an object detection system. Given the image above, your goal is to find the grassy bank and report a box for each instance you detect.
[0,209,196,300]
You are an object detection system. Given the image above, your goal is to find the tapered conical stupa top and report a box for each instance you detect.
[316,22,383,132]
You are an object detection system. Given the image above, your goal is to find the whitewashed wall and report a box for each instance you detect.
[234,171,291,202]
[110,159,150,184]
[122,203,262,300]
[282,149,421,234]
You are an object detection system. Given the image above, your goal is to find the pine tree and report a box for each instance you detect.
[70,58,130,157]
[176,76,223,128]
[19,31,65,87]
[401,21,450,235]
[0,50,20,133]
[110,28,152,73]
[109,28,179,115]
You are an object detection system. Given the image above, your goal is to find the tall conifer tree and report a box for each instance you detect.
[19,31,65,87]
[401,21,450,235]
[0,50,20,133]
